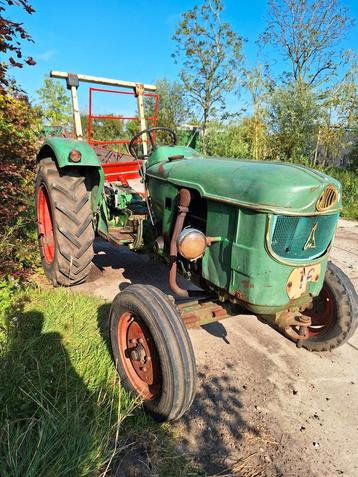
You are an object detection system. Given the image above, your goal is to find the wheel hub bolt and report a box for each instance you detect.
[130,349,140,361]
[130,338,137,344]
[138,338,144,344]
[297,315,310,324]
[141,366,147,372]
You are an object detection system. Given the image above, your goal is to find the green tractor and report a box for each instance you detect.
[36,71,358,421]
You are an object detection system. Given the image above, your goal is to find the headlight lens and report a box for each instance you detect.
[177,228,207,261]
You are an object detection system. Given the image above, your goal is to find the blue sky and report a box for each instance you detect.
[10,0,358,115]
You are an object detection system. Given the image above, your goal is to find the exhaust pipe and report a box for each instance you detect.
[169,189,192,297]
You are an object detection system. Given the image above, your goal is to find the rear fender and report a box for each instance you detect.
[37,137,105,215]
[37,137,101,167]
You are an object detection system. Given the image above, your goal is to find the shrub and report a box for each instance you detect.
[0,91,42,278]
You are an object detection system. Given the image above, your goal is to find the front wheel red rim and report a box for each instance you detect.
[305,285,336,338]
[37,184,55,264]
[117,312,162,400]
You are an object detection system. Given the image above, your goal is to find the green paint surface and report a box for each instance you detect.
[147,146,342,215]
[147,146,341,314]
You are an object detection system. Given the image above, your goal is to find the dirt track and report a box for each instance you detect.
[75,219,358,477]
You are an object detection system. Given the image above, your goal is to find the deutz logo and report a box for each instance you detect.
[304,222,318,250]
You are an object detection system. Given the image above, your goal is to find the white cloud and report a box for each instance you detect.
[39,50,56,61]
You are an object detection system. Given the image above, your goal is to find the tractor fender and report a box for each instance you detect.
[37,137,105,215]
[37,137,101,168]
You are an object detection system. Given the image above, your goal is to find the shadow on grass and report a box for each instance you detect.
[97,302,112,357]
[0,303,97,477]
[0,288,200,477]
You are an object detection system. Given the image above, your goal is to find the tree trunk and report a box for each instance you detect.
[202,109,209,155]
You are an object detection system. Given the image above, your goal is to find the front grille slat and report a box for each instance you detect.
[271,214,339,261]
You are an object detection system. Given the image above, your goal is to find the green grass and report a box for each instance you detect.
[0,285,197,477]
[325,167,358,221]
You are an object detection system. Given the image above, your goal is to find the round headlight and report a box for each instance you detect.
[177,228,207,261]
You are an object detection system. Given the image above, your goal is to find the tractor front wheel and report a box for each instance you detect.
[302,262,358,351]
[35,157,95,286]
[109,284,196,421]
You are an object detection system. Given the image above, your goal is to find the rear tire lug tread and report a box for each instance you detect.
[55,203,81,225]
[36,157,95,287]
[57,225,82,248]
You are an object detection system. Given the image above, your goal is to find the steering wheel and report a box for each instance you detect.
[129,126,177,160]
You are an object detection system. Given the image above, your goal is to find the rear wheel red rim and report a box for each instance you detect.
[305,285,336,338]
[117,312,161,400]
[37,184,55,264]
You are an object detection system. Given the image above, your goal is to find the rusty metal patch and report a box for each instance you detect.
[286,264,321,299]
[178,300,231,328]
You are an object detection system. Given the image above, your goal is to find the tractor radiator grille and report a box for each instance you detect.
[271,213,339,261]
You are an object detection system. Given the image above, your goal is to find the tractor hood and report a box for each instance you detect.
[146,146,342,215]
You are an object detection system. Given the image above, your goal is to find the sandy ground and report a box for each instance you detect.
[75,219,358,477]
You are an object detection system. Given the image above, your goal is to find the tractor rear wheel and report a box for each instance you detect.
[109,284,196,421]
[35,157,95,286]
[302,262,358,351]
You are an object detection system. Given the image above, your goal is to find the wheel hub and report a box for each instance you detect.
[126,321,155,384]
[117,312,161,399]
[304,285,335,337]
[129,344,146,362]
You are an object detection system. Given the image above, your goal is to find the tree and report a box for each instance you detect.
[315,58,358,166]
[267,83,320,162]
[81,113,125,145]
[205,121,250,158]
[36,77,72,129]
[334,58,358,132]
[0,91,40,162]
[0,0,36,88]
[172,0,243,151]
[261,0,353,87]
[241,65,272,160]
[148,79,189,131]
[339,60,358,169]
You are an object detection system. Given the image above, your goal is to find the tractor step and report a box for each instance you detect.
[98,228,135,247]
[177,299,232,328]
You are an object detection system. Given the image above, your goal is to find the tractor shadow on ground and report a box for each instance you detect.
[202,321,231,344]
[175,361,267,476]
[92,238,201,298]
